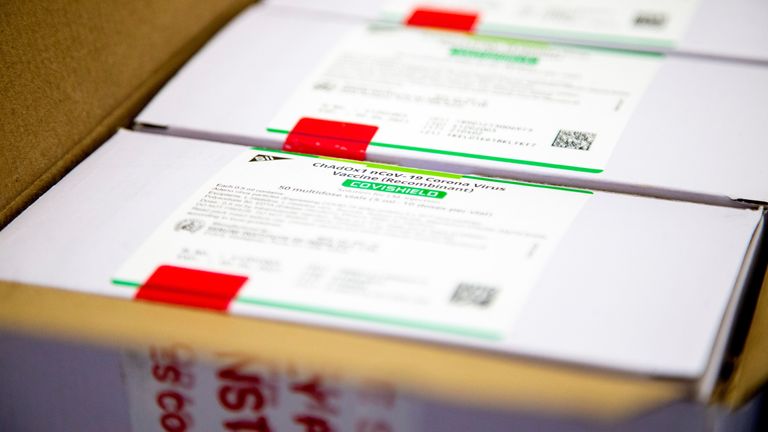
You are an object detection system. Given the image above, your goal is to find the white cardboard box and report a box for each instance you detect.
[266,0,768,62]
[136,4,768,207]
[0,130,763,401]
[5,334,762,431]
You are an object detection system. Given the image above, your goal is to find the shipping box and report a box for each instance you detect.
[2,0,768,428]
[267,0,768,62]
[136,4,768,207]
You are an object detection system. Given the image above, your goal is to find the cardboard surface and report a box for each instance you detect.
[137,5,768,206]
[0,283,687,421]
[0,130,761,380]
[5,330,766,430]
[0,0,253,229]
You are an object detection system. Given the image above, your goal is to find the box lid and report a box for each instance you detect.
[136,4,768,207]
[266,0,768,62]
[0,130,762,405]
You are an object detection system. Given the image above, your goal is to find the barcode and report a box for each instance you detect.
[552,129,596,151]
[450,283,498,308]
[634,12,667,27]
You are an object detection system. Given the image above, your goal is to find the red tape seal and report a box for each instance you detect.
[405,7,479,32]
[135,265,248,311]
[284,117,378,161]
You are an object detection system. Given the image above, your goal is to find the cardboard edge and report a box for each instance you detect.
[0,280,687,422]
[133,125,761,210]
[698,209,767,402]
[716,209,768,407]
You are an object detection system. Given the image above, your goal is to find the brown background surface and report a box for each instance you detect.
[0,0,252,227]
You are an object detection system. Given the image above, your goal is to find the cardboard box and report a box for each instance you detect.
[0,129,765,407]
[0,332,760,432]
[2,332,766,431]
[2,0,768,428]
[266,0,768,62]
[136,4,768,207]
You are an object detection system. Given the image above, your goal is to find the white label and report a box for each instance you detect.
[381,0,700,47]
[268,26,661,174]
[122,344,418,431]
[114,149,589,344]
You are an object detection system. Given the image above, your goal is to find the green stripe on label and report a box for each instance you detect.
[343,179,446,198]
[369,141,603,173]
[265,128,603,173]
[477,23,670,55]
[236,297,502,340]
[111,279,499,340]
[112,279,140,288]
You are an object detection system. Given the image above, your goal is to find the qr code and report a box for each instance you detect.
[450,283,498,308]
[552,129,596,151]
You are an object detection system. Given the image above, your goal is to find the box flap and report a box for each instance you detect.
[0,281,687,422]
[0,0,253,228]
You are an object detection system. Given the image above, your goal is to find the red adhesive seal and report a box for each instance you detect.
[135,265,248,311]
[284,117,378,161]
[405,7,479,32]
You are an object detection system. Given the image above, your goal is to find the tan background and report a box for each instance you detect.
[0,0,252,227]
